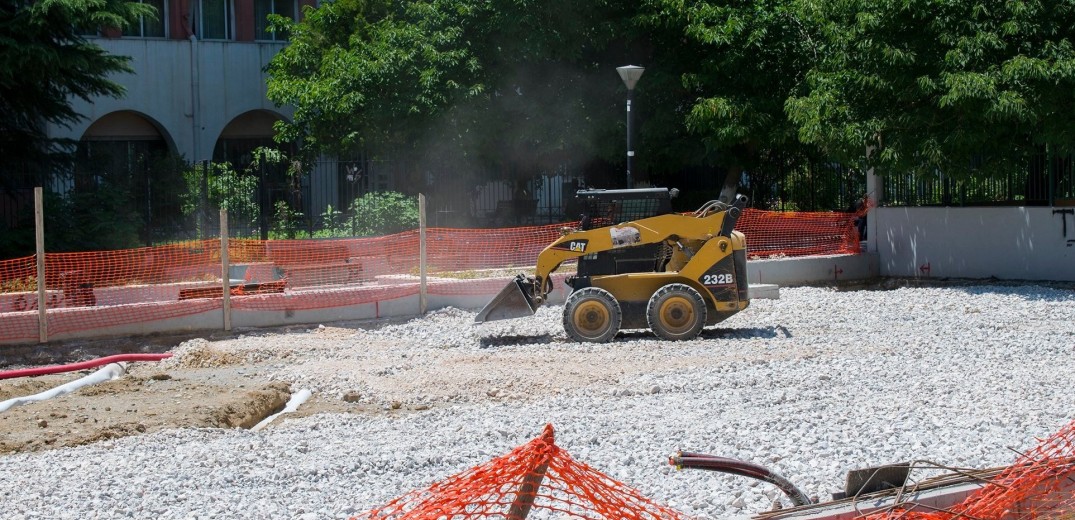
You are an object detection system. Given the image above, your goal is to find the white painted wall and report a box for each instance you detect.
[874,206,1075,281]
[48,38,291,161]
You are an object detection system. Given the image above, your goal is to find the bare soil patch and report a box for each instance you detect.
[0,364,294,454]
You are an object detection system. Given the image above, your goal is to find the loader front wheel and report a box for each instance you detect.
[647,283,707,341]
[563,287,622,343]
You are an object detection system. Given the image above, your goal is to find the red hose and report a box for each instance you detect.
[0,353,173,380]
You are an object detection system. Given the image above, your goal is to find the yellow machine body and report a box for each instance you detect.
[475,195,751,341]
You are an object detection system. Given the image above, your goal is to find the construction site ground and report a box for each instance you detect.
[0,327,389,454]
[1,277,1071,456]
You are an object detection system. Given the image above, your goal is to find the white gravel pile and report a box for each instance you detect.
[2,284,1074,519]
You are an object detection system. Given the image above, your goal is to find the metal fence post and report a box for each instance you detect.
[259,159,269,240]
[1048,145,1056,207]
[34,187,47,343]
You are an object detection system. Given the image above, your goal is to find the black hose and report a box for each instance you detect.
[670,452,813,507]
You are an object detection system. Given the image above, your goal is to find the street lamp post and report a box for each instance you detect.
[617,65,645,189]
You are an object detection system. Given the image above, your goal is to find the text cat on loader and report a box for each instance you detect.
[475,184,755,342]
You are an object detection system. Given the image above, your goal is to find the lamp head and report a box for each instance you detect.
[616,65,645,90]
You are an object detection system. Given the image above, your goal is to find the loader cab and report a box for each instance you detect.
[576,187,676,230]
[574,187,677,277]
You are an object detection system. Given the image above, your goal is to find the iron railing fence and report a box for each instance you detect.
[36,151,1075,259]
[671,159,868,213]
[0,156,871,259]
[883,153,1075,206]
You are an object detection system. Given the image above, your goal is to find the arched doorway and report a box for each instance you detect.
[213,110,289,166]
[78,110,172,187]
[212,110,297,238]
[73,111,185,246]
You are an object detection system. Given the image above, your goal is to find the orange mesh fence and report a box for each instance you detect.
[40,240,226,339]
[864,418,1075,520]
[426,224,570,271]
[0,255,39,344]
[353,424,690,520]
[0,208,864,343]
[738,208,862,259]
[227,233,420,313]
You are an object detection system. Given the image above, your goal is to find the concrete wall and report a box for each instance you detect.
[48,38,290,161]
[748,253,880,286]
[873,206,1075,281]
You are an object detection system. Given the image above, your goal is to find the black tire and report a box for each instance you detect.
[646,283,707,341]
[562,287,622,343]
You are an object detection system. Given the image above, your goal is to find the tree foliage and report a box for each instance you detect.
[267,0,700,186]
[786,0,1075,178]
[268,0,1075,187]
[641,0,825,171]
[0,0,153,180]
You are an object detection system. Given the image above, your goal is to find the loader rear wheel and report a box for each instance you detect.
[563,287,622,343]
[647,283,707,341]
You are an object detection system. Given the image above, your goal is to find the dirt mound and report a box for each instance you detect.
[161,339,248,369]
[0,379,51,401]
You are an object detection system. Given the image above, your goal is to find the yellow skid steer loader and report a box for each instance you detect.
[476,187,751,342]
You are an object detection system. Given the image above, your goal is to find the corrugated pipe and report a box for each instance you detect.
[0,362,129,413]
[0,353,173,380]
[0,354,173,414]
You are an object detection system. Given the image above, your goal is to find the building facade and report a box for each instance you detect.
[49,0,317,167]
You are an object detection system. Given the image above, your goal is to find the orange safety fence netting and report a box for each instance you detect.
[39,240,227,339]
[0,208,865,342]
[0,255,40,343]
[738,207,863,259]
[426,223,570,272]
[357,418,1075,520]
[352,424,690,520]
[865,417,1075,520]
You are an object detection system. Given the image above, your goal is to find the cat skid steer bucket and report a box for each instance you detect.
[474,274,539,323]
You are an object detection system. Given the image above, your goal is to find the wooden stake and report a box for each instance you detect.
[34,187,46,343]
[419,193,427,315]
[220,209,231,331]
[507,425,555,520]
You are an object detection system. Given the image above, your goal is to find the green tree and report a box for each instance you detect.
[266,1,838,194]
[0,0,154,179]
[640,0,825,173]
[265,0,488,157]
[266,0,704,187]
[786,0,1075,179]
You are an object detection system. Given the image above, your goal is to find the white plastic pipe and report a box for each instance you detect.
[251,388,312,432]
[0,362,128,413]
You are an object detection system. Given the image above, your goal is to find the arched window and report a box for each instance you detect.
[78,111,170,187]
